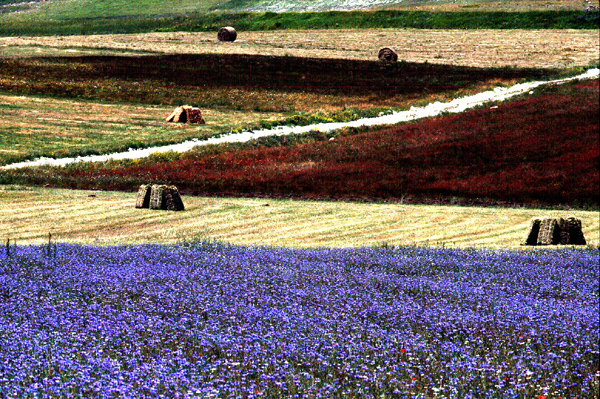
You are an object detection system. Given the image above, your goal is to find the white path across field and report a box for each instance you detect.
[3,68,598,170]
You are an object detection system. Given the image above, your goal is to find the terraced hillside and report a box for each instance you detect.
[1,2,598,398]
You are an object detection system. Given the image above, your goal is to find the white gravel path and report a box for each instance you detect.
[3,68,598,170]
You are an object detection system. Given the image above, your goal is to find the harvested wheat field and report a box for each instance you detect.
[1,29,598,69]
[1,185,597,248]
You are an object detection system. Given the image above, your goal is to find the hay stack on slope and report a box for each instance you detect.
[148,184,184,211]
[135,184,152,209]
[166,107,185,123]
[149,184,166,210]
[378,47,398,62]
[558,217,586,245]
[522,218,541,246]
[537,218,560,245]
[166,106,206,124]
[218,26,237,42]
[523,216,586,245]
[163,186,185,211]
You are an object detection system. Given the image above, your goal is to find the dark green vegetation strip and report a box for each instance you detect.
[1,10,598,36]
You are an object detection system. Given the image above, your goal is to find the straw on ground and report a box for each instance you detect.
[1,185,597,248]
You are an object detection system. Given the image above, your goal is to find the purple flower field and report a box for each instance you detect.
[0,243,598,398]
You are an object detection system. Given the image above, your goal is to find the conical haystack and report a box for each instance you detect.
[166,107,186,123]
[148,184,184,211]
[149,184,166,210]
[522,216,586,246]
[166,105,205,124]
[522,218,541,246]
[537,218,560,245]
[558,217,586,245]
[135,184,152,208]
[163,185,185,211]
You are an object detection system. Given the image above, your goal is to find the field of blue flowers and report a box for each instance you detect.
[0,243,598,398]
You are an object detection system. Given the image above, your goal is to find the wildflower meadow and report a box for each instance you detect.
[1,243,597,397]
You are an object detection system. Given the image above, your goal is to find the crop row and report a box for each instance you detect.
[0,243,597,397]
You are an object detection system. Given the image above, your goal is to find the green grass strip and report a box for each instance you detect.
[1,10,598,36]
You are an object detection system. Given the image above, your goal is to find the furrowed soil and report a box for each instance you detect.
[1,185,597,248]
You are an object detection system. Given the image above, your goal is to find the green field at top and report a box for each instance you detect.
[0,0,592,18]
[0,0,597,36]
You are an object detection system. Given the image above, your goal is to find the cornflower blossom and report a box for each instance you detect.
[0,243,598,397]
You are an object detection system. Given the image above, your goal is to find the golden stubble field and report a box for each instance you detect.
[1,186,598,249]
[1,29,599,69]
[1,28,598,249]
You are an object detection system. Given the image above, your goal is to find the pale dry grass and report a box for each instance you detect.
[1,29,598,69]
[1,185,597,249]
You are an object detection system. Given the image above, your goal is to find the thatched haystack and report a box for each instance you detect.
[522,218,541,246]
[135,184,152,208]
[149,184,166,210]
[147,184,184,211]
[218,26,237,42]
[163,185,185,211]
[378,47,398,62]
[523,216,586,245]
[558,217,587,245]
[166,105,206,124]
[537,218,560,245]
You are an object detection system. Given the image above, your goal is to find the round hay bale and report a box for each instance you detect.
[218,26,237,42]
[378,47,398,62]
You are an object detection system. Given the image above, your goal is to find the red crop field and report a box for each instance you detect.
[6,79,599,208]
